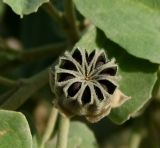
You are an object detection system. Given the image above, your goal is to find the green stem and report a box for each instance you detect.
[20,42,67,62]
[129,132,143,148]
[0,68,49,110]
[0,76,15,86]
[153,66,160,100]
[156,67,160,99]
[56,115,70,148]
[42,1,79,44]
[42,2,63,23]
[64,0,79,43]
[40,107,58,148]
[0,42,67,63]
[0,42,67,73]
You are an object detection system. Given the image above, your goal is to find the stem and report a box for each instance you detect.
[129,132,143,148]
[42,1,80,44]
[0,42,67,63]
[153,66,160,100]
[56,115,70,148]
[64,0,79,43]
[0,68,49,110]
[0,42,67,73]
[21,43,67,62]
[148,116,160,148]
[0,76,15,86]
[42,2,63,23]
[156,67,160,99]
[40,107,58,148]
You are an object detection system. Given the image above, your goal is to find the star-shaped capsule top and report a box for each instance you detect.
[50,48,130,123]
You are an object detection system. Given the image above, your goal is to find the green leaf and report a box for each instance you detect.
[3,0,49,17]
[68,122,98,148]
[75,26,158,124]
[0,110,32,148]
[74,0,160,64]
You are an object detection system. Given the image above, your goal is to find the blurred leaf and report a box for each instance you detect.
[74,0,160,64]
[0,1,5,19]
[46,121,98,148]
[103,128,132,148]
[3,0,49,17]
[75,26,158,124]
[0,110,32,148]
[68,121,98,148]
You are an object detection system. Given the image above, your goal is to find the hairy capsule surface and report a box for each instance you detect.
[50,48,130,123]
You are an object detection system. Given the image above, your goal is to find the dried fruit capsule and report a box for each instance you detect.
[49,48,130,123]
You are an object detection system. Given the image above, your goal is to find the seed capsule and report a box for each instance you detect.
[49,48,130,123]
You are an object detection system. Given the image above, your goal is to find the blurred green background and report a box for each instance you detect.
[0,1,160,148]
